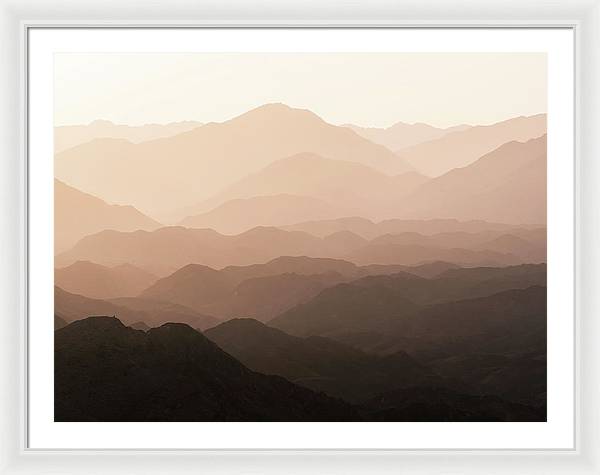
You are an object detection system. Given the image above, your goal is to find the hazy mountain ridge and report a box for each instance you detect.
[180,193,350,235]
[281,216,537,239]
[55,223,545,276]
[398,114,547,176]
[55,104,414,220]
[182,134,547,231]
[180,153,428,225]
[269,265,546,339]
[54,119,203,153]
[55,179,161,253]
[55,260,158,299]
[393,135,547,224]
[137,257,459,321]
[55,286,220,330]
[345,121,470,151]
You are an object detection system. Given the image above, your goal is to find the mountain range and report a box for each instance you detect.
[135,257,457,321]
[181,135,545,231]
[397,114,547,176]
[55,104,413,220]
[270,265,546,343]
[55,316,544,421]
[55,223,544,276]
[55,260,158,299]
[53,102,548,423]
[54,119,203,153]
[345,121,470,151]
[204,317,452,402]
[281,216,534,239]
[54,285,220,330]
[180,153,428,227]
[393,135,547,224]
[55,179,160,253]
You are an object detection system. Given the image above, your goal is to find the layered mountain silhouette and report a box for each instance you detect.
[269,280,546,411]
[398,114,546,176]
[281,216,535,240]
[56,224,543,276]
[55,104,413,220]
[55,179,160,253]
[135,257,460,321]
[141,264,344,321]
[55,317,358,421]
[270,265,546,341]
[345,121,470,151]
[58,128,546,231]
[181,153,428,225]
[55,226,322,275]
[394,136,547,224]
[54,286,220,330]
[205,318,453,402]
[55,260,157,299]
[180,193,348,235]
[53,103,547,423]
[54,119,203,153]
[54,316,544,421]
[347,242,519,267]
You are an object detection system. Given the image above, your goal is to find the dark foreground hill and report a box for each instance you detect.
[205,318,449,403]
[55,317,544,422]
[55,316,358,422]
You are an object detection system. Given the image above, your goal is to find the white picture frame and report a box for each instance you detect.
[1,0,598,473]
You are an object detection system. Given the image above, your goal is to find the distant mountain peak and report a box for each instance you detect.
[235,102,323,123]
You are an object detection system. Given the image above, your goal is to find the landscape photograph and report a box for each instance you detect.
[53,52,547,422]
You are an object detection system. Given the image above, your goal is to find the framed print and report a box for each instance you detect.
[0,0,599,474]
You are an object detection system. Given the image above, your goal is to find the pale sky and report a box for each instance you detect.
[54,53,546,129]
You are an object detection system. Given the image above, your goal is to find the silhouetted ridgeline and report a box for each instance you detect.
[55,310,545,422]
[53,105,548,423]
[55,317,358,422]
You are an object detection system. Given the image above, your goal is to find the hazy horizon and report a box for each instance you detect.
[54,53,547,129]
[56,105,546,130]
